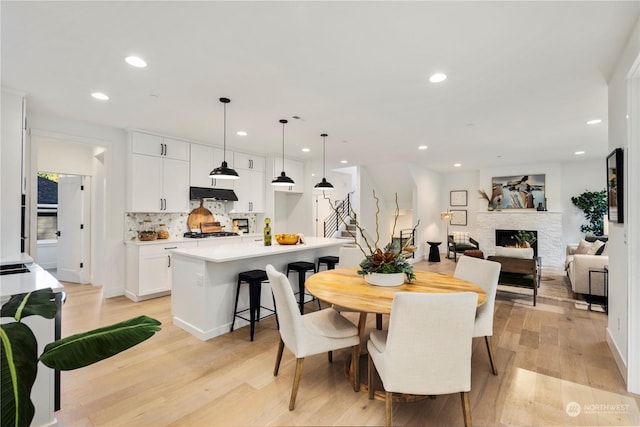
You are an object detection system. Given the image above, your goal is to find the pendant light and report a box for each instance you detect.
[314,133,334,191]
[209,97,239,180]
[272,119,295,186]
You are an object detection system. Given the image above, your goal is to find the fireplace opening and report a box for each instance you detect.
[495,229,538,257]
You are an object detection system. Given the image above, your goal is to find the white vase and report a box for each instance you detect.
[364,272,405,287]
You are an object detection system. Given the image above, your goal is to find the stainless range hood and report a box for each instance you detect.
[189,186,238,202]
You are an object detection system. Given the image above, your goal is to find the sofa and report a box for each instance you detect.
[565,239,608,297]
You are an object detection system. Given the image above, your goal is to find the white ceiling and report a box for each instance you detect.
[2,1,639,173]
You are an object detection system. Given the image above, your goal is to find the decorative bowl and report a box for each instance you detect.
[275,234,299,245]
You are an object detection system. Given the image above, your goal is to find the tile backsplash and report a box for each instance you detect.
[125,201,258,241]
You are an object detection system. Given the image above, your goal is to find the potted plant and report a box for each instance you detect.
[570,190,607,236]
[1,288,161,427]
[513,230,537,248]
[330,190,419,285]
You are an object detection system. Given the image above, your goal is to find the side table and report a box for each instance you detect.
[426,241,441,262]
[588,266,608,313]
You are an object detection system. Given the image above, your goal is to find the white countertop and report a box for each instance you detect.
[1,253,34,266]
[171,237,345,262]
[0,263,64,298]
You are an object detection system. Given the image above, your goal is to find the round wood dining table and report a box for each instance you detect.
[305,267,487,391]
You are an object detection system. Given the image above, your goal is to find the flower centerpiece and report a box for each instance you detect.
[329,190,419,285]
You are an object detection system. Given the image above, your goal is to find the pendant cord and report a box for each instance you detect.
[223,102,227,162]
[322,135,326,177]
[281,121,285,170]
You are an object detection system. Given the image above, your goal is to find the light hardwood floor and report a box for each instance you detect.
[55,259,640,426]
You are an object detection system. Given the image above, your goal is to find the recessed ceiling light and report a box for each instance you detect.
[340,160,348,164]
[418,145,428,150]
[586,119,602,125]
[429,73,447,83]
[125,56,147,68]
[236,131,247,136]
[311,173,316,177]
[575,151,585,155]
[302,148,310,152]
[453,163,461,167]
[91,92,109,100]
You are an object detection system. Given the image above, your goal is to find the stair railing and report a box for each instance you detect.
[323,193,352,238]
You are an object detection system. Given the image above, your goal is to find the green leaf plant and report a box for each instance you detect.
[1,288,161,427]
[570,190,608,236]
[325,190,419,282]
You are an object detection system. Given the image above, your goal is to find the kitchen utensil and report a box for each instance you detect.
[187,200,214,231]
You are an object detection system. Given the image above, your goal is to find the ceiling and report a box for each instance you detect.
[2,1,639,173]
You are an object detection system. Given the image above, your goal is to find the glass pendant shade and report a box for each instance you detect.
[209,97,239,180]
[272,119,295,186]
[314,133,334,191]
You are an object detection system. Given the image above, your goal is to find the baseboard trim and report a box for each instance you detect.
[606,327,628,385]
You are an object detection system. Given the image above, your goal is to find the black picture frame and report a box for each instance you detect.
[450,209,467,226]
[606,148,624,223]
[450,190,468,206]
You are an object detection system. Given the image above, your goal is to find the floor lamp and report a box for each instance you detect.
[440,211,453,240]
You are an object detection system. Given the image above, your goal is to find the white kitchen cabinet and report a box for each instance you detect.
[273,157,304,193]
[189,143,234,190]
[132,132,189,161]
[232,153,265,212]
[125,241,197,301]
[128,132,190,212]
[1,89,25,258]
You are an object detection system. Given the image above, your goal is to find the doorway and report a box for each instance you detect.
[36,172,91,283]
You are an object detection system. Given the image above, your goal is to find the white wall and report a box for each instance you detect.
[28,113,127,297]
[409,164,441,259]
[607,16,640,393]
[37,138,95,175]
[439,170,480,242]
[560,159,607,248]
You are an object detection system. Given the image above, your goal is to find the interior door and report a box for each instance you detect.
[56,175,88,283]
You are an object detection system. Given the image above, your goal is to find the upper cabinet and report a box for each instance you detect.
[189,143,234,190]
[132,132,189,161]
[273,158,304,193]
[128,132,190,213]
[232,152,265,213]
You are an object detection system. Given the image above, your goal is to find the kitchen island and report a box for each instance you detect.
[170,237,346,341]
[1,259,64,427]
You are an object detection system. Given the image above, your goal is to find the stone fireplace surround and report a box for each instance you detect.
[476,211,563,267]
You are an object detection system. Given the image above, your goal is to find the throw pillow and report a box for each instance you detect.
[588,239,605,255]
[453,231,470,244]
[575,239,594,255]
[495,246,534,259]
[599,242,609,256]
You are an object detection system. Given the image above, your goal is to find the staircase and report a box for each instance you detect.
[323,193,356,244]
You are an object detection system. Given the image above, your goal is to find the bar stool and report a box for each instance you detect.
[317,255,340,271]
[286,261,320,314]
[231,269,278,341]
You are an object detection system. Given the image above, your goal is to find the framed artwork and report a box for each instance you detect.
[450,190,468,206]
[607,148,624,223]
[450,209,467,226]
[490,174,545,209]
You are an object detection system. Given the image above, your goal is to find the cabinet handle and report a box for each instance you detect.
[160,143,164,156]
[167,255,171,268]
[164,199,167,210]
[249,159,253,169]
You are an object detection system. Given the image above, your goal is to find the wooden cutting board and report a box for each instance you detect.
[201,222,223,233]
[187,200,214,231]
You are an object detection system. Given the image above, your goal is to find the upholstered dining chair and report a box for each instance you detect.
[454,255,501,375]
[265,264,360,411]
[367,292,478,427]
[334,245,385,331]
[338,245,364,268]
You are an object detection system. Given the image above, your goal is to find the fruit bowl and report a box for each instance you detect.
[275,234,299,245]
